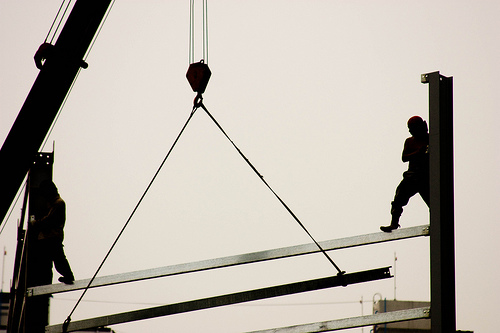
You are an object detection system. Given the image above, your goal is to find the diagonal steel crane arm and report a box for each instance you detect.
[0,0,113,225]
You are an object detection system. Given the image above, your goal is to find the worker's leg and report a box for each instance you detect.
[391,177,418,224]
[381,173,418,232]
[32,240,54,285]
[47,240,74,283]
[418,174,430,207]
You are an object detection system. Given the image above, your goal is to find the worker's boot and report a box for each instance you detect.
[380,222,400,233]
[58,276,74,285]
[380,209,401,233]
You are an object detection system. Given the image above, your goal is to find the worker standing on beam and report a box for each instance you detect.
[30,180,75,284]
[381,116,430,232]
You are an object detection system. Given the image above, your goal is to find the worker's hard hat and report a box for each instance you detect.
[39,180,58,197]
[407,116,425,129]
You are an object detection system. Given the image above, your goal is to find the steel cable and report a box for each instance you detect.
[197,102,345,276]
[203,0,209,64]
[45,0,73,44]
[189,0,209,64]
[62,107,199,331]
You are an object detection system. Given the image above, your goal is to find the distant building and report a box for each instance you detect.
[373,299,431,332]
[373,299,473,333]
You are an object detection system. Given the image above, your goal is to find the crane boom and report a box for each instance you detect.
[0,0,113,225]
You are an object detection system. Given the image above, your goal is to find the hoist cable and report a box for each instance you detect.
[189,0,194,64]
[44,0,67,43]
[189,0,209,63]
[46,0,73,44]
[203,0,209,63]
[197,102,345,276]
[51,1,73,44]
[62,107,199,331]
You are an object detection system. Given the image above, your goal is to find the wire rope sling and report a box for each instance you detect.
[61,1,345,331]
[184,1,345,277]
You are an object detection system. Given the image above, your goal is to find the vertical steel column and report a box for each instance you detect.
[25,153,55,333]
[6,152,55,333]
[421,71,456,333]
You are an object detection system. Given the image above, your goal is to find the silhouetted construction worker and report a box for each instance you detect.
[380,116,430,232]
[30,180,75,284]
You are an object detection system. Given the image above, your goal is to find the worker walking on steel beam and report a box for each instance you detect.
[381,116,430,232]
[29,180,75,284]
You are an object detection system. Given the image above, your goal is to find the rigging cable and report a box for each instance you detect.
[196,101,345,276]
[187,0,342,277]
[62,106,199,332]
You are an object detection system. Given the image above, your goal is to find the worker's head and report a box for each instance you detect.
[407,116,428,136]
[39,180,59,199]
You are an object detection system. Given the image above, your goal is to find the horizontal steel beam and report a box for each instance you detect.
[45,267,392,332]
[29,225,428,297]
[245,307,431,333]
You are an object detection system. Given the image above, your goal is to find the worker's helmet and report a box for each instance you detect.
[407,116,427,133]
[407,116,424,127]
[39,180,58,197]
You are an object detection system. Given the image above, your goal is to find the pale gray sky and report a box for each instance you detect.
[1,1,499,332]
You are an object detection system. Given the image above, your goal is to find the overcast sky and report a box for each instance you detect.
[1,1,499,332]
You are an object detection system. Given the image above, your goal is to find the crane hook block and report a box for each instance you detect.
[186,60,211,94]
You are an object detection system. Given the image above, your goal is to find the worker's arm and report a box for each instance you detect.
[30,198,65,229]
[401,137,428,162]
